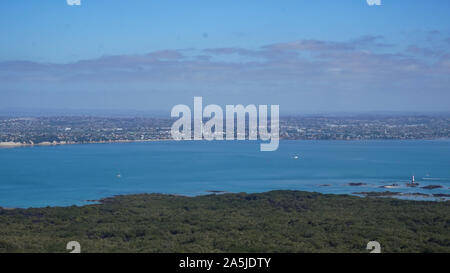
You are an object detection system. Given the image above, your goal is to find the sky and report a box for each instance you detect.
[0,0,450,114]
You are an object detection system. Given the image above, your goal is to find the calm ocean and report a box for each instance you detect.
[1,140,450,208]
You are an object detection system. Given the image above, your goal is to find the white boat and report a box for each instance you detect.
[383,184,400,189]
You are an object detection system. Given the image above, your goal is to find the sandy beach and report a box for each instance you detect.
[0,139,173,149]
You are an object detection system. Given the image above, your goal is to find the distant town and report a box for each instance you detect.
[0,115,449,146]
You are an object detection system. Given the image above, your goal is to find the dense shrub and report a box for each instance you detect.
[0,191,449,253]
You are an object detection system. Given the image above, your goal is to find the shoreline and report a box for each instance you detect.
[0,139,173,149]
[1,188,448,210]
[1,137,450,149]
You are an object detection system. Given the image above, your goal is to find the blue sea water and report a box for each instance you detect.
[1,140,450,208]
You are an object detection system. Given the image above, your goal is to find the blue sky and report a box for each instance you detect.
[1,0,450,113]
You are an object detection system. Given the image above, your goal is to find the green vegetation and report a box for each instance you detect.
[0,190,449,253]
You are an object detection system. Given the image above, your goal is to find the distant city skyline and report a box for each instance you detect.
[1,0,450,113]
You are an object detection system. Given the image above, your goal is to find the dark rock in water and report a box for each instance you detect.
[319,184,331,187]
[401,192,430,197]
[406,183,419,187]
[432,193,450,198]
[207,190,227,194]
[422,185,443,190]
[348,182,367,186]
[0,207,17,210]
[354,191,399,197]
[355,191,435,198]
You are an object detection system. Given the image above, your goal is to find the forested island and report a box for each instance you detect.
[0,190,449,253]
